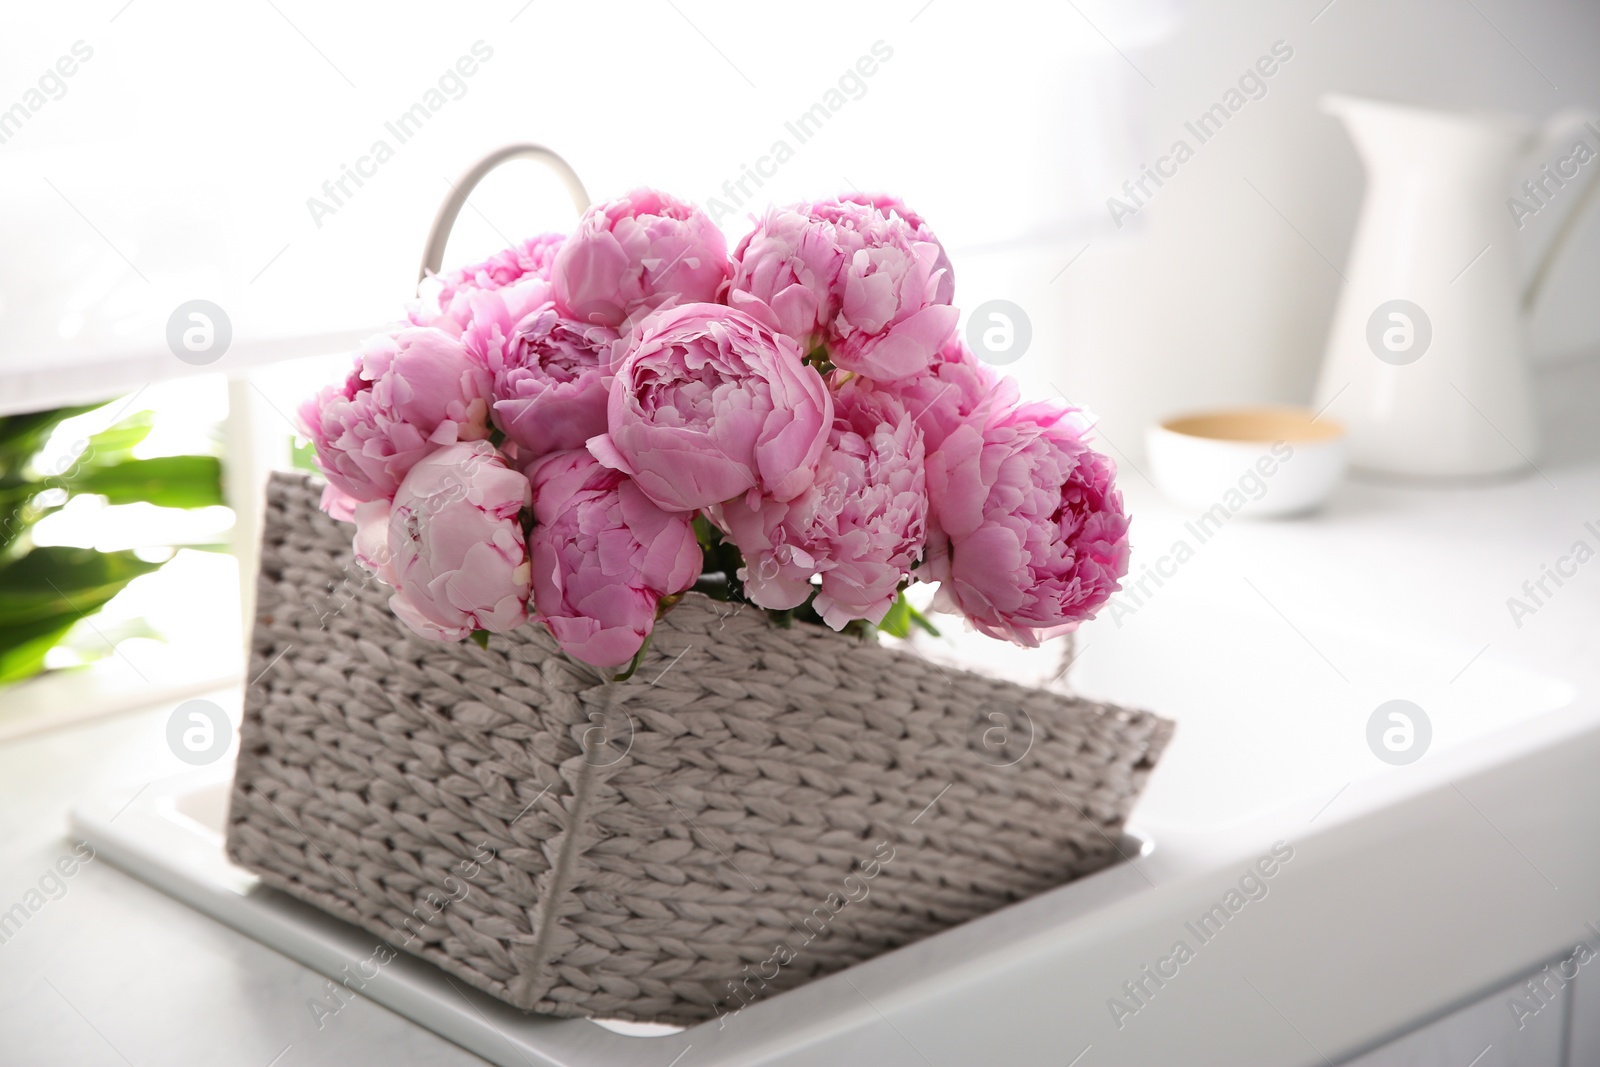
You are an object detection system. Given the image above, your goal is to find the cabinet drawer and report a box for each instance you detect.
[1341,967,1565,1067]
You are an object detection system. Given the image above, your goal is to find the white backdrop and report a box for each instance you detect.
[2,0,1597,452]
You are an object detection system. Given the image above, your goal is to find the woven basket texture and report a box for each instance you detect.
[226,472,1174,1024]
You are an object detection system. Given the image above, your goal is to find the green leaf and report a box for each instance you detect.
[0,546,165,627]
[290,437,319,473]
[0,402,100,462]
[0,547,166,687]
[877,593,913,638]
[469,629,490,650]
[803,343,836,376]
[907,603,941,637]
[0,618,78,686]
[0,402,110,550]
[62,455,225,509]
[0,398,214,687]
[0,503,25,558]
[0,480,49,508]
[82,410,156,464]
[692,514,720,550]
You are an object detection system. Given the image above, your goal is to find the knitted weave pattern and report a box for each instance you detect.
[227,472,1174,1024]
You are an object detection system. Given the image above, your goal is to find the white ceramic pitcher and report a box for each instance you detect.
[1313,94,1599,480]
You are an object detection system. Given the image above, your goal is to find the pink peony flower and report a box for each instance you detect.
[381,441,532,641]
[553,189,730,329]
[925,400,1129,646]
[455,276,555,370]
[321,484,364,524]
[726,198,955,381]
[299,327,493,518]
[588,303,833,513]
[888,334,1015,453]
[527,450,701,669]
[830,193,954,305]
[489,303,619,463]
[828,203,958,381]
[725,204,850,348]
[712,380,928,629]
[351,498,397,584]
[411,233,565,336]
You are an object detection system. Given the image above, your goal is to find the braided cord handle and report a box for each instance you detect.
[418,144,590,284]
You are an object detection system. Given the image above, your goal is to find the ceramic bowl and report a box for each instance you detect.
[1145,406,1347,518]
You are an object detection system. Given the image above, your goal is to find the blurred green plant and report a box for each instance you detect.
[289,435,319,474]
[0,401,225,686]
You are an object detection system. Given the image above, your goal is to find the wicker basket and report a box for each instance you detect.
[226,472,1173,1024]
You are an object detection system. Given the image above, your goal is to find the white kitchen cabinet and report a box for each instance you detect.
[1341,966,1566,1067]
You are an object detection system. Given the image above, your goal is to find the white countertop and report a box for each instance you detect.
[3,352,1598,1066]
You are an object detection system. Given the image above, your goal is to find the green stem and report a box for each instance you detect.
[610,634,652,682]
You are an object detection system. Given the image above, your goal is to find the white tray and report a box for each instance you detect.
[69,768,1153,1067]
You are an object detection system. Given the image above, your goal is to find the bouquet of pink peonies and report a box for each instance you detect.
[299,189,1132,673]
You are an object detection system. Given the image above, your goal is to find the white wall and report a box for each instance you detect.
[1024,0,1600,459]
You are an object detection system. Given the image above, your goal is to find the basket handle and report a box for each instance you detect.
[418,144,591,284]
